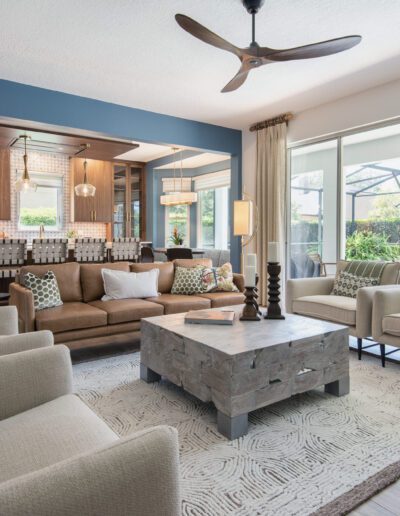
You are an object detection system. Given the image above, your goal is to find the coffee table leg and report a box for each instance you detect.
[325,375,350,396]
[217,411,248,440]
[140,363,161,383]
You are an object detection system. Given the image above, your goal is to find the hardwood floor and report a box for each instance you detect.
[350,479,400,515]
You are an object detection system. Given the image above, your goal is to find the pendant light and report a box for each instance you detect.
[74,143,96,197]
[15,135,37,192]
[160,148,197,206]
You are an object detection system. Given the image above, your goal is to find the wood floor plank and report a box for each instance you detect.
[350,500,397,516]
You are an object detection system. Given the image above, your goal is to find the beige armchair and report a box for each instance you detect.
[286,260,400,360]
[0,305,54,356]
[372,286,400,367]
[0,344,181,515]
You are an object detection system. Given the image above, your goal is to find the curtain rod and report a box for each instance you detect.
[249,112,293,132]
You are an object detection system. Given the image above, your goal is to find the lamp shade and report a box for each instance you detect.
[160,191,198,206]
[233,200,253,236]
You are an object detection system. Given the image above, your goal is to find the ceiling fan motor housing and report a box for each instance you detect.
[242,0,265,14]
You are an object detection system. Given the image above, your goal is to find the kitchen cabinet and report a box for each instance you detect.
[70,158,113,222]
[113,163,146,239]
[0,149,11,220]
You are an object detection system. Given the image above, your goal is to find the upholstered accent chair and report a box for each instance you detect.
[0,311,181,515]
[0,305,53,355]
[286,260,400,359]
[372,286,400,367]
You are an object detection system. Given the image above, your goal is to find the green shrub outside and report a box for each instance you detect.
[345,230,400,260]
[20,207,57,226]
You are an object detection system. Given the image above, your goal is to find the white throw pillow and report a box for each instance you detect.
[101,268,159,300]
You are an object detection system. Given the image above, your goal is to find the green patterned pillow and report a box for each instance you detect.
[171,266,204,295]
[201,263,239,293]
[331,270,379,299]
[23,271,63,311]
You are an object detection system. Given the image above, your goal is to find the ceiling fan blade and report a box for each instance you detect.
[175,14,242,57]
[221,65,250,93]
[258,35,361,61]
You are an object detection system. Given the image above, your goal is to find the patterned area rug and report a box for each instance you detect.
[73,352,400,515]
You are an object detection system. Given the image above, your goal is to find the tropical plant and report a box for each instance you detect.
[345,230,400,261]
[169,226,184,246]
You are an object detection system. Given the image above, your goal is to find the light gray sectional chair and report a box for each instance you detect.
[372,286,400,367]
[0,305,54,355]
[286,260,400,360]
[0,307,181,516]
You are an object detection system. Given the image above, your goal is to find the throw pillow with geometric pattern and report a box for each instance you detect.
[171,266,204,295]
[331,270,379,299]
[201,263,239,293]
[23,271,63,311]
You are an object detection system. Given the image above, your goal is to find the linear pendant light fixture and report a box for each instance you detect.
[15,135,37,192]
[160,148,197,206]
[75,144,96,197]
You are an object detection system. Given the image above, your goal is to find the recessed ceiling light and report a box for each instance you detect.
[58,147,63,150]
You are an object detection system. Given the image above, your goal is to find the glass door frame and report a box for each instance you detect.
[286,116,400,278]
[112,161,146,240]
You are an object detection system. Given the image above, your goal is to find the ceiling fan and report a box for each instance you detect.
[175,0,361,93]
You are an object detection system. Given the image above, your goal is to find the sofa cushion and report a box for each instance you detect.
[23,270,63,311]
[130,262,174,294]
[89,298,164,325]
[382,313,400,336]
[337,260,400,285]
[35,302,107,333]
[80,262,130,302]
[173,258,212,268]
[171,266,204,295]
[146,294,211,315]
[331,270,379,298]
[199,292,245,308]
[292,295,356,326]
[0,394,117,483]
[19,262,82,302]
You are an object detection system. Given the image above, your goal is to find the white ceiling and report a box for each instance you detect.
[155,152,229,169]
[115,142,173,162]
[0,0,400,130]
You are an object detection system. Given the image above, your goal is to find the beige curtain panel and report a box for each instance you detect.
[255,122,287,306]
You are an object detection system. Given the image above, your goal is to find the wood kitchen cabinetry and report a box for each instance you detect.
[113,163,146,239]
[70,158,113,222]
[0,149,11,220]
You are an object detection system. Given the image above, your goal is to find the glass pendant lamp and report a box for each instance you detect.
[75,144,96,197]
[160,148,197,206]
[15,135,37,192]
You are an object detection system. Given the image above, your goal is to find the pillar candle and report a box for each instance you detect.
[268,242,280,263]
[244,265,256,287]
[246,253,257,269]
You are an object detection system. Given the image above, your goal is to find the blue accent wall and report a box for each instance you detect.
[0,79,242,271]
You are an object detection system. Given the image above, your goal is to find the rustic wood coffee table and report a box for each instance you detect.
[140,306,349,439]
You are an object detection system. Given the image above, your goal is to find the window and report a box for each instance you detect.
[18,172,63,230]
[288,122,400,278]
[165,205,190,246]
[195,170,230,250]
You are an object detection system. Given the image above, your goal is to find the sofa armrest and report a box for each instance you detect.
[233,273,245,293]
[0,345,72,421]
[9,283,35,333]
[0,306,19,335]
[0,425,181,516]
[371,286,400,341]
[356,285,400,339]
[0,330,54,357]
[286,277,334,313]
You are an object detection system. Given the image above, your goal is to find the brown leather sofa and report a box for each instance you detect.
[9,259,245,350]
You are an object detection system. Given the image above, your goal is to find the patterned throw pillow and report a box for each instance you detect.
[171,266,204,295]
[23,271,63,311]
[331,270,379,299]
[201,263,239,293]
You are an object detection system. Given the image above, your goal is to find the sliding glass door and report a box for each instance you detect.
[288,122,400,278]
[289,140,338,278]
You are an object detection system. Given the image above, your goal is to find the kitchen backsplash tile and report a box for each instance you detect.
[0,149,107,242]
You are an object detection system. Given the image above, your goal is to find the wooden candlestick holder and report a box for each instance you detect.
[264,262,285,320]
[240,286,261,321]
